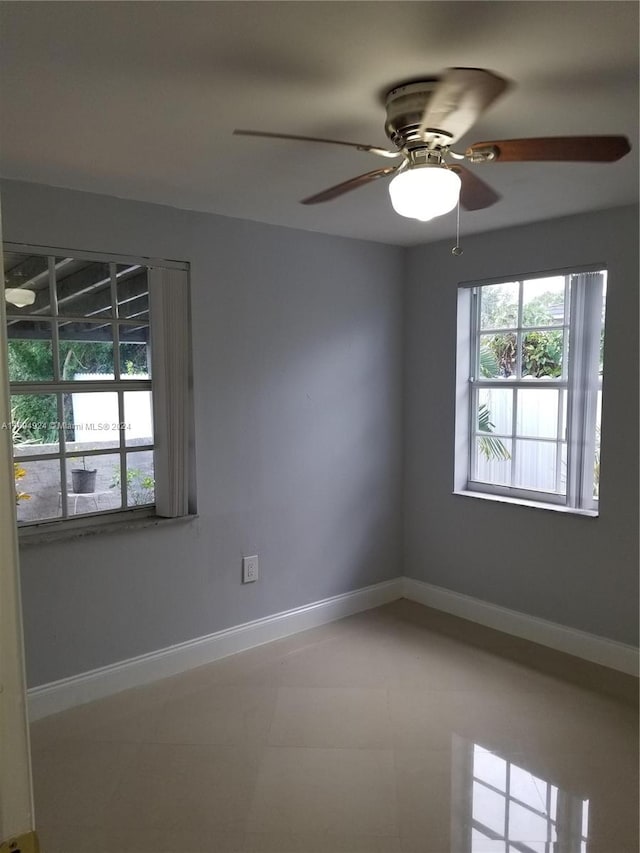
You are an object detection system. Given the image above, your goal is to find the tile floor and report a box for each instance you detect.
[30,599,639,853]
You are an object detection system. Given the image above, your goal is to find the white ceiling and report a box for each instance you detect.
[0,1,637,246]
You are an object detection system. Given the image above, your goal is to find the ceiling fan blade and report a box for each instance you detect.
[233,129,400,158]
[449,165,501,210]
[418,68,510,144]
[466,136,631,163]
[301,165,400,205]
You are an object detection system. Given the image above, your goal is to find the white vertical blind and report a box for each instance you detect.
[566,272,603,509]
[149,267,190,517]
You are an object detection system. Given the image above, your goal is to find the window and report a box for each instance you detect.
[3,243,192,531]
[455,269,606,513]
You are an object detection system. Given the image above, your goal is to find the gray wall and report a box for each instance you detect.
[404,205,639,647]
[0,179,405,687]
[2,179,637,687]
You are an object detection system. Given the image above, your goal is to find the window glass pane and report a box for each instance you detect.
[480,333,517,378]
[4,251,51,314]
[480,282,519,329]
[478,388,513,435]
[473,747,507,792]
[509,763,548,810]
[6,321,54,381]
[116,264,149,320]
[472,780,505,835]
[559,443,567,495]
[124,391,154,447]
[522,276,566,326]
[63,391,120,450]
[521,330,564,378]
[550,785,558,820]
[472,830,504,852]
[119,324,150,379]
[508,845,545,853]
[593,391,602,499]
[10,393,59,450]
[125,450,155,506]
[475,438,512,485]
[515,440,557,492]
[581,799,589,838]
[508,800,549,847]
[516,389,559,439]
[599,279,607,374]
[56,260,113,319]
[66,453,123,512]
[15,458,62,523]
[59,322,114,379]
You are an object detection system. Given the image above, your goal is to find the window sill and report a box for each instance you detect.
[18,512,199,547]
[453,489,598,517]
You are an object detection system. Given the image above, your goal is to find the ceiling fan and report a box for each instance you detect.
[234,67,631,222]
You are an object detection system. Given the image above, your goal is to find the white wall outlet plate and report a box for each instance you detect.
[242,555,259,583]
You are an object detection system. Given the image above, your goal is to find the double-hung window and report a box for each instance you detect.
[3,243,193,531]
[455,269,606,514]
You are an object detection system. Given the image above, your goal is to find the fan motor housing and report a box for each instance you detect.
[384,82,432,146]
[384,81,449,149]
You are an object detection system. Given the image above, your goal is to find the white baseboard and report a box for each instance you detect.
[27,577,403,721]
[402,577,639,677]
[28,575,638,720]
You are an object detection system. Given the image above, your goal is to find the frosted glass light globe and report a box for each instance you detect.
[388,165,461,221]
[4,288,36,308]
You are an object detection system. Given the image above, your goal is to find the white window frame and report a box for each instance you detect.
[4,242,194,536]
[454,267,605,515]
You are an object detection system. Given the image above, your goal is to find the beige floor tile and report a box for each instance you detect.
[107,827,245,852]
[452,744,638,851]
[108,742,263,833]
[389,688,526,753]
[32,741,139,828]
[30,680,170,748]
[382,600,638,702]
[512,689,639,755]
[175,648,286,689]
[277,634,393,688]
[185,622,357,690]
[399,838,462,853]
[268,687,392,748]
[247,747,398,836]
[242,832,403,852]
[382,630,576,695]
[36,825,244,853]
[393,749,452,841]
[581,846,640,853]
[513,749,639,847]
[145,627,343,695]
[29,602,639,849]
[35,825,112,853]
[153,684,277,745]
[503,746,638,792]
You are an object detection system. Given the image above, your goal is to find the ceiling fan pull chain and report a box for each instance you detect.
[452,199,463,256]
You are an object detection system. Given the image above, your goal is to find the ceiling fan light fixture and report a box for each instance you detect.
[388,164,461,221]
[4,288,36,308]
